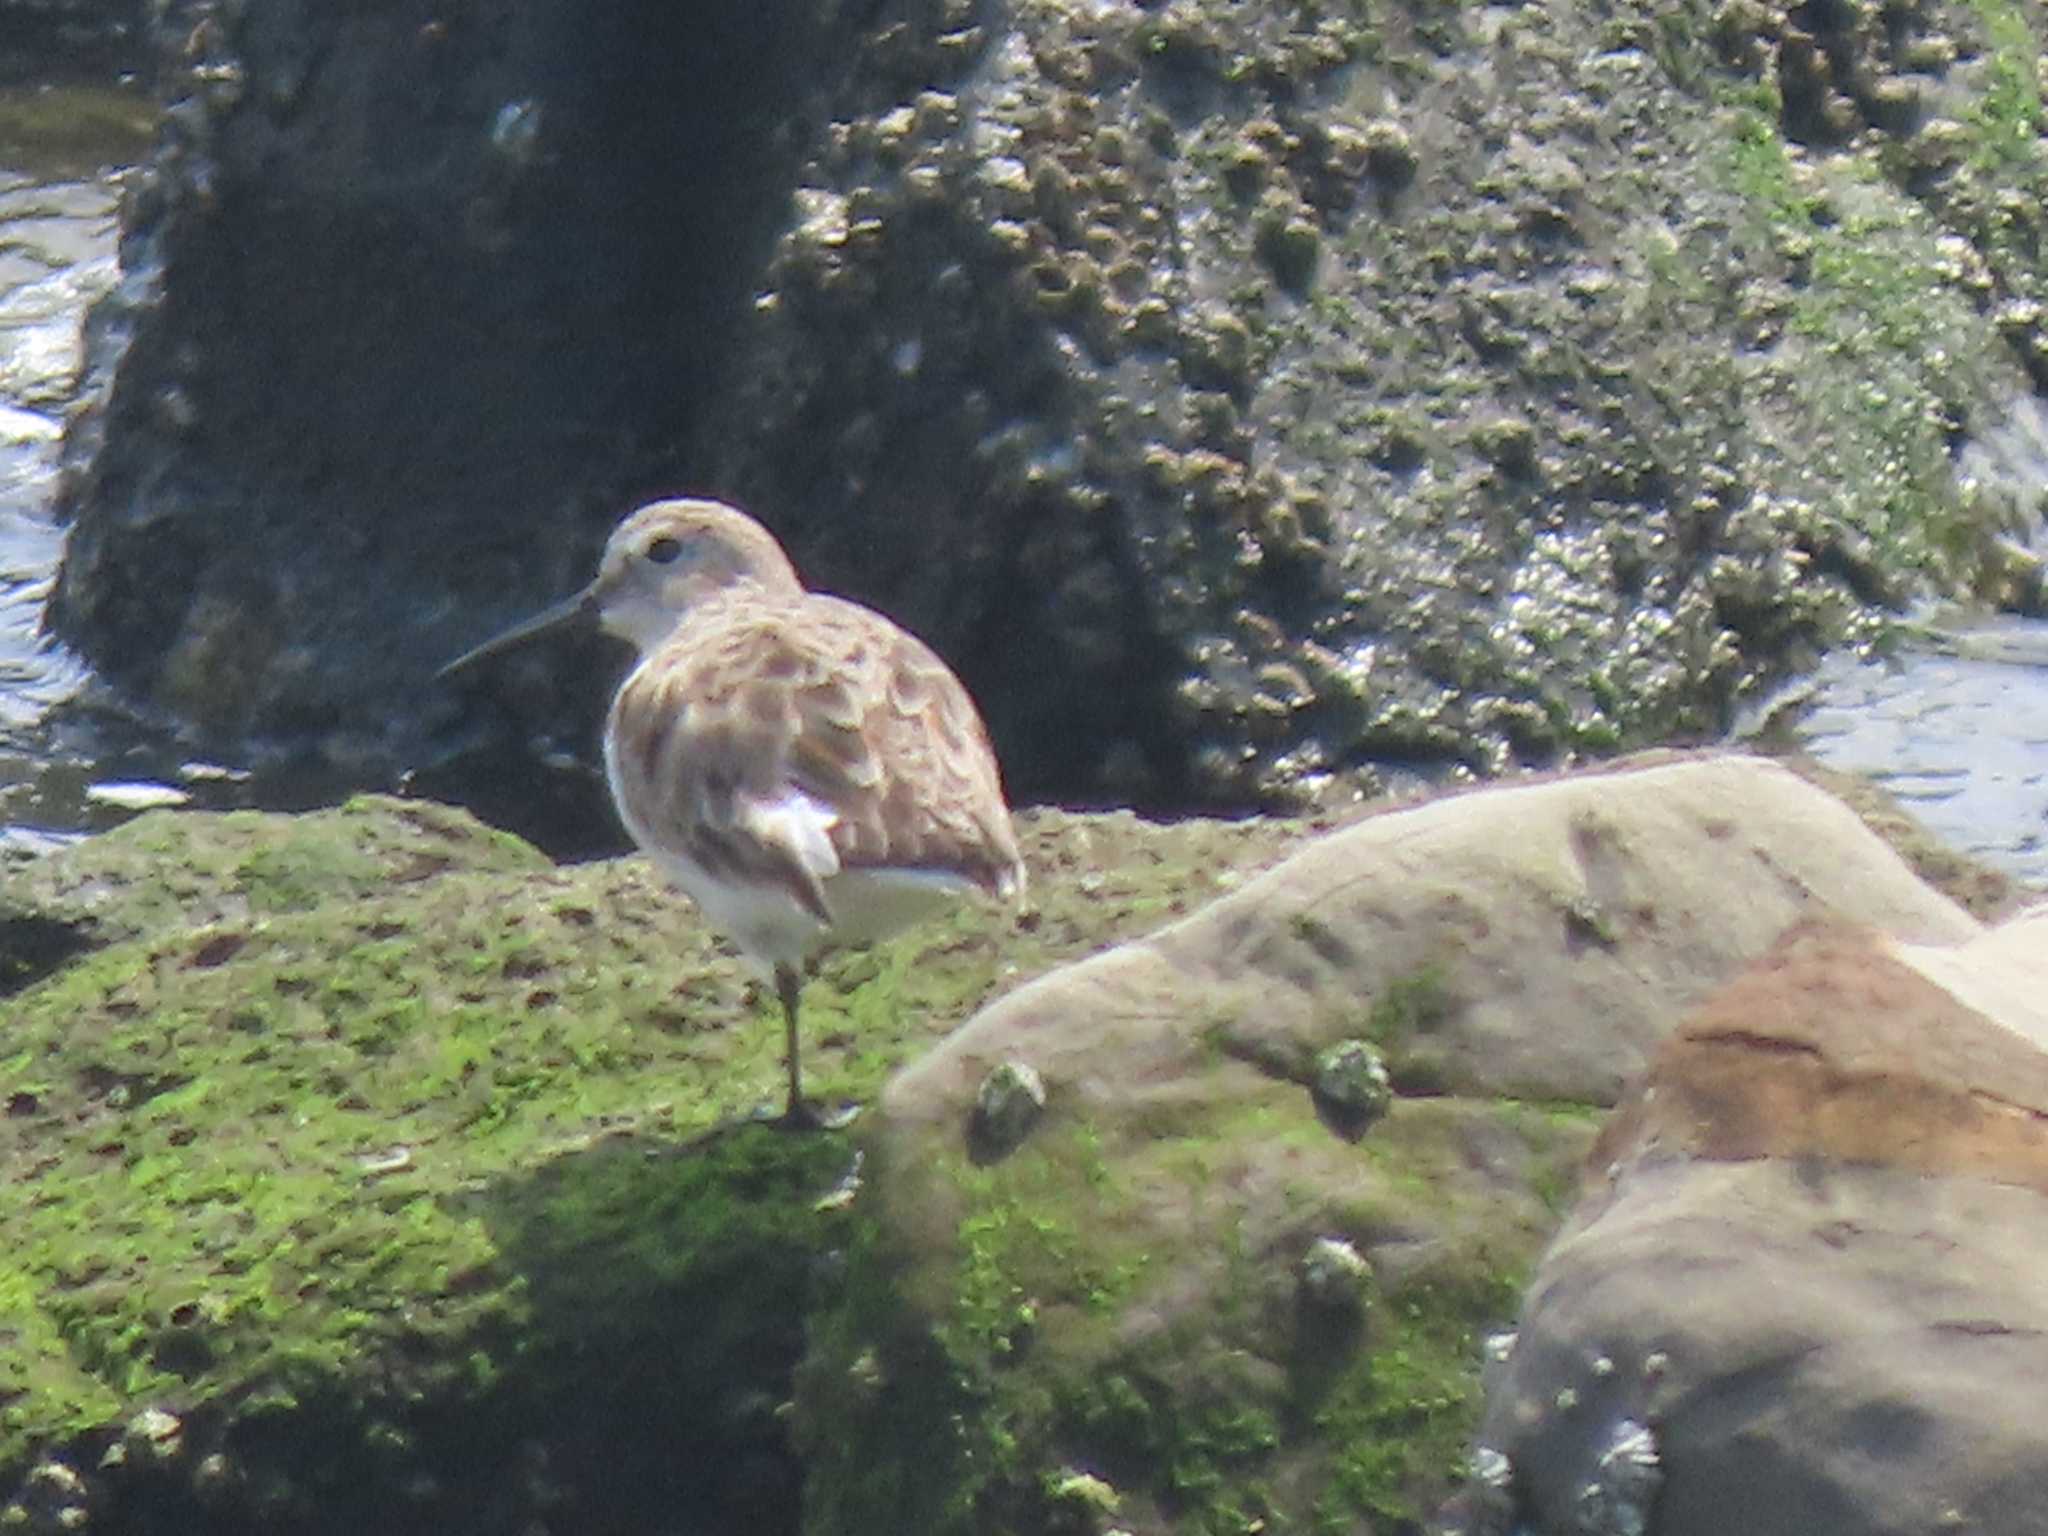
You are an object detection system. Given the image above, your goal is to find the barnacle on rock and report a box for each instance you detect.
[1297,1235,1374,1318]
[1575,1419,1661,1536]
[971,1060,1047,1160]
[1254,203,1321,292]
[1361,119,1419,184]
[1312,1039,1393,1137]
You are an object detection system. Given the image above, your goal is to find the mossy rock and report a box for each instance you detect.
[0,765,2014,1532]
[0,794,1333,1532]
[794,755,1995,1536]
[802,1088,1587,1535]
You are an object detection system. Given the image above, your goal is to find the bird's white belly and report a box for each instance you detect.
[653,850,969,973]
[603,689,975,969]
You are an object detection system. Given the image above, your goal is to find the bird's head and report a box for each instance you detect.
[587,499,802,652]
[437,497,802,678]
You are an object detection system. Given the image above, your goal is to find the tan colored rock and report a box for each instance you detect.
[1473,905,2048,1536]
[844,755,1993,1531]
[888,754,1978,1131]
[1587,915,2048,1187]
[1894,904,2048,1052]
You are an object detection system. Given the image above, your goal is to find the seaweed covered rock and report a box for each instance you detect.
[705,0,2048,808]
[46,0,2048,835]
[0,791,1323,1534]
[1466,908,2048,1536]
[797,756,1983,1533]
[0,758,2018,1533]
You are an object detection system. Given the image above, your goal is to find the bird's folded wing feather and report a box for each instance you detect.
[606,593,1023,925]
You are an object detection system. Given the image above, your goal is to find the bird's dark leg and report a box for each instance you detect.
[775,962,821,1130]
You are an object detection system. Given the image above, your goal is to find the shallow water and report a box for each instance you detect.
[1792,618,2048,888]
[1784,399,2048,891]
[0,167,110,707]
[0,79,185,849]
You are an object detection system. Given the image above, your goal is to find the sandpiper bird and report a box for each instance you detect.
[440,497,1025,1127]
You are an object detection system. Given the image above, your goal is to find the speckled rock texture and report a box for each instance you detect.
[1462,908,2048,1536]
[799,755,1983,1532]
[44,0,2048,842]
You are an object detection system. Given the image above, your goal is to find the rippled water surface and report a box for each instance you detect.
[0,167,109,704]
[1788,402,2048,892]
[0,80,173,848]
[1793,619,2048,889]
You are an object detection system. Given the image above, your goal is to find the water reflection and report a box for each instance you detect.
[0,73,156,180]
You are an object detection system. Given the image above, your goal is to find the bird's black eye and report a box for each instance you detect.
[646,536,683,565]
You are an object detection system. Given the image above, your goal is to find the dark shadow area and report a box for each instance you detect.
[416,1123,854,1536]
[76,1122,859,1536]
[0,910,97,996]
[0,1,146,86]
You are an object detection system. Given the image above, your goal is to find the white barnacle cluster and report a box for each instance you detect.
[1455,1417,1661,1536]
[1575,1419,1661,1536]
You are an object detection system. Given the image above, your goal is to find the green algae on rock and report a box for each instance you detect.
[0,793,1339,1531]
[797,1056,1582,1534]
[0,759,2019,1532]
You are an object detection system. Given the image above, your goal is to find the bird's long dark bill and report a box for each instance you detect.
[436,587,597,679]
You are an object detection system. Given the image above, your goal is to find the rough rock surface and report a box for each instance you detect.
[44,0,2048,841]
[798,755,1983,1532]
[891,754,1978,1111]
[48,0,863,848]
[1466,907,2048,1536]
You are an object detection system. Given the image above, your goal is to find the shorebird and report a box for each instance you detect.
[439,498,1025,1127]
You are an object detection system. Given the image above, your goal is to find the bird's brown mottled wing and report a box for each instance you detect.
[605,591,1023,922]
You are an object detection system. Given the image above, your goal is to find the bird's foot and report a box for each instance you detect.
[777,1097,827,1132]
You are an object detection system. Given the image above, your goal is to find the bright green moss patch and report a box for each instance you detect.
[0,796,1328,1527]
[814,1042,1599,1535]
[1965,0,2043,170]
[1,795,550,959]
[0,789,1624,1532]
[1309,1257,1526,1529]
